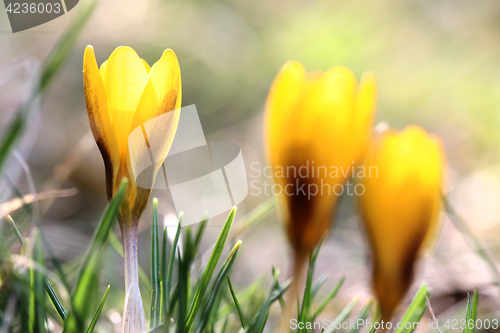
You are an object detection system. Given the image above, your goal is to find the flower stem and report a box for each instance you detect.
[121,222,146,333]
[122,223,140,289]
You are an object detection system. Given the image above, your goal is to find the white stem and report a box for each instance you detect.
[121,224,146,333]
[122,224,139,289]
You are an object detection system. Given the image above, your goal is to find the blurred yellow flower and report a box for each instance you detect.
[358,126,446,319]
[264,61,377,258]
[83,45,181,225]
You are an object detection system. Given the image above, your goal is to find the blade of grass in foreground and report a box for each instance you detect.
[324,296,360,333]
[394,284,429,333]
[85,285,110,333]
[271,267,286,310]
[185,207,237,331]
[462,290,478,333]
[347,300,374,333]
[30,229,46,333]
[244,272,290,333]
[151,198,161,328]
[0,0,99,172]
[313,276,345,319]
[227,274,246,328]
[63,178,127,333]
[163,213,182,323]
[196,241,242,333]
[298,234,327,333]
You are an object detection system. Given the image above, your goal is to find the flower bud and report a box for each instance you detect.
[358,126,446,319]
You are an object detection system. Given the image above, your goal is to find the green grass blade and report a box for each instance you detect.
[347,300,374,333]
[394,284,429,333]
[151,198,161,328]
[45,277,67,321]
[185,207,237,331]
[195,241,242,333]
[463,290,479,333]
[257,313,269,333]
[324,296,359,333]
[193,218,208,252]
[313,276,345,319]
[6,215,67,320]
[159,226,167,324]
[63,178,127,332]
[147,324,164,333]
[164,214,182,320]
[270,279,292,303]
[6,215,23,243]
[30,229,46,333]
[85,285,110,333]
[298,265,313,333]
[298,236,326,332]
[312,273,328,297]
[271,267,286,310]
[245,273,291,333]
[220,315,229,333]
[0,112,25,173]
[161,226,168,280]
[227,275,246,328]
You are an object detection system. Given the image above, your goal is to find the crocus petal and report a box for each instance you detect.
[264,61,377,257]
[102,46,150,157]
[83,45,120,199]
[265,61,306,166]
[141,59,151,73]
[99,60,108,78]
[305,67,357,163]
[131,50,181,168]
[149,49,182,113]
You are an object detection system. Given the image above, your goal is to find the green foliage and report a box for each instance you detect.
[30,229,46,333]
[463,290,479,333]
[394,284,428,333]
[0,189,490,333]
[227,275,246,328]
[85,285,110,333]
[63,179,127,332]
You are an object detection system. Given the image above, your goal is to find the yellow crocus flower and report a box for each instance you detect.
[264,62,377,329]
[358,126,446,320]
[265,61,377,260]
[83,45,181,333]
[84,45,181,225]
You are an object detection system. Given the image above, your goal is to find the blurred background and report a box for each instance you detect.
[1,0,500,331]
